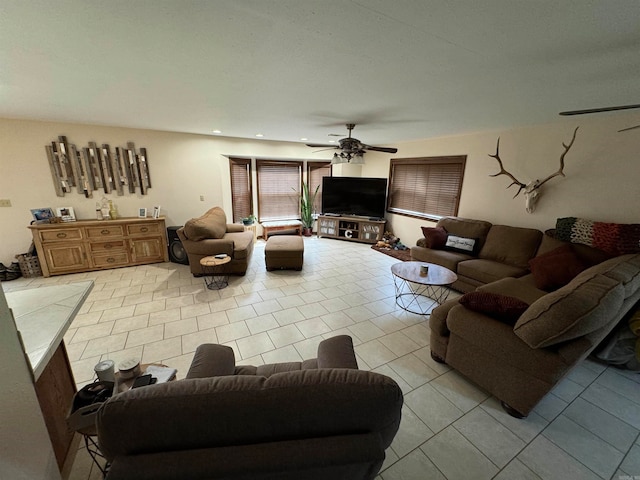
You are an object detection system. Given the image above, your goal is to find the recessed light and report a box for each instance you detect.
[212,129,222,134]
[300,137,308,141]
[329,140,336,143]
[255,133,264,138]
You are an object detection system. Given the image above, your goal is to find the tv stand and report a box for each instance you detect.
[317,215,385,244]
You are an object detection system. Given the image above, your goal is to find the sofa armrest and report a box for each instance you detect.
[317,335,358,369]
[186,344,236,379]
[226,223,245,233]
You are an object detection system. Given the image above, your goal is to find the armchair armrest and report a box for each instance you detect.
[316,335,359,369]
[182,237,235,256]
[226,223,245,233]
[186,344,236,379]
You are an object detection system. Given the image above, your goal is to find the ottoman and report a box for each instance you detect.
[265,235,304,271]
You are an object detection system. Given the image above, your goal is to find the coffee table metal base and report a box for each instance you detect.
[393,277,452,315]
[203,271,229,290]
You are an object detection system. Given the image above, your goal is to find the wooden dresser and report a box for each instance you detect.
[29,217,169,277]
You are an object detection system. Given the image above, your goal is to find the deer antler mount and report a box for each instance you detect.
[488,126,579,213]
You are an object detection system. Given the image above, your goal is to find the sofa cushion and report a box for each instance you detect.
[575,253,640,299]
[445,234,478,254]
[410,247,473,272]
[457,258,528,284]
[479,225,542,269]
[223,231,253,260]
[436,217,492,251]
[478,277,547,305]
[183,207,227,241]
[514,273,625,348]
[459,291,529,325]
[529,245,586,291]
[542,230,613,266]
[421,226,448,249]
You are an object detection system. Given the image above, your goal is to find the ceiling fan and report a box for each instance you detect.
[559,103,640,132]
[306,124,398,164]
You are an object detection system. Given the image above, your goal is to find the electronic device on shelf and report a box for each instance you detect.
[322,177,388,219]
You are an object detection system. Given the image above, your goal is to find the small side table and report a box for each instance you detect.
[200,255,231,289]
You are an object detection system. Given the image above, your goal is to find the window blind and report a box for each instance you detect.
[229,158,252,223]
[256,160,302,221]
[388,156,466,219]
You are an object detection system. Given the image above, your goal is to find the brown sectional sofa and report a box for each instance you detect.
[177,206,254,276]
[96,336,403,480]
[415,217,640,417]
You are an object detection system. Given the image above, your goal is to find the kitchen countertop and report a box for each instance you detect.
[4,281,93,380]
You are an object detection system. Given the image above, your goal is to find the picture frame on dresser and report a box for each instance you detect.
[55,207,76,222]
[31,207,55,222]
[138,208,147,218]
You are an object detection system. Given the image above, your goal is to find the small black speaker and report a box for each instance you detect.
[167,226,189,265]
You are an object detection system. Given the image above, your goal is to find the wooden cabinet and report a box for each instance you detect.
[317,215,385,244]
[30,217,168,277]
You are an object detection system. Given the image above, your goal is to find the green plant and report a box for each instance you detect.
[241,214,256,225]
[300,183,320,228]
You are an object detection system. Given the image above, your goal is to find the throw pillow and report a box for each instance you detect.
[421,226,448,249]
[183,207,227,241]
[444,234,477,254]
[459,291,529,325]
[529,244,586,291]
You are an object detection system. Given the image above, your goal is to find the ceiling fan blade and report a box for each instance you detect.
[364,146,398,154]
[618,124,640,132]
[312,148,339,153]
[305,143,337,148]
[559,104,640,116]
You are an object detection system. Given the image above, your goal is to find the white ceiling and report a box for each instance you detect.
[1,1,639,146]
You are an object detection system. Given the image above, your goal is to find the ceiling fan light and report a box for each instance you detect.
[351,153,365,164]
[331,153,343,164]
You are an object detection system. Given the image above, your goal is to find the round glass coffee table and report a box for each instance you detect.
[391,261,457,315]
[200,255,231,289]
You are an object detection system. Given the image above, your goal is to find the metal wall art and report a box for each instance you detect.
[45,136,151,197]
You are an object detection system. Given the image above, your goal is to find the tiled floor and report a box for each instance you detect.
[6,237,639,480]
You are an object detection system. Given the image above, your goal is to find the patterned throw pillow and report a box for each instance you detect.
[420,226,448,249]
[459,291,529,325]
[529,244,586,291]
[444,234,477,254]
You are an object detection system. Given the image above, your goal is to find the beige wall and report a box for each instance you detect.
[0,118,329,264]
[1,113,638,264]
[363,113,640,248]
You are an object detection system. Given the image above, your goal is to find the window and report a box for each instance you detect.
[387,156,466,220]
[229,158,252,223]
[307,162,332,213]
[256,160,302,221]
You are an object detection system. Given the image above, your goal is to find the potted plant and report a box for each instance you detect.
[300,183,320,236]
[242,215,255,225]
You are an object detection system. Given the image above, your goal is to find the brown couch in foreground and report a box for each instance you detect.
[96,336,403,480]
[177,206,254,276]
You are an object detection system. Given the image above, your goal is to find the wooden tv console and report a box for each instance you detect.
[29,217,168,277]
[317,215,386,244]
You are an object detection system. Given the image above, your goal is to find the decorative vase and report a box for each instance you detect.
[302,227,313,237]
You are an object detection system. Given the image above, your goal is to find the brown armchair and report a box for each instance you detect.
[96,336,403,480]
[177,207,254,276]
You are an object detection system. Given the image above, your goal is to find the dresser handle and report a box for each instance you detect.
[107,257,116,263]
[104,243,112,249]
[56,232,67,238]
[140,227,149,233]
[101,229,110,235]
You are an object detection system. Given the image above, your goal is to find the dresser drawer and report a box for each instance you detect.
[92,252,130,268]
[89,240,127,254]
[85,225,124,239]
[127,223,161,236]
[39,228,83,243]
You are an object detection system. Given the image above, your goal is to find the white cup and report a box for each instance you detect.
[94,360,115,382]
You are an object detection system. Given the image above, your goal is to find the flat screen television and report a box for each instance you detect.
[321,176,388,218]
